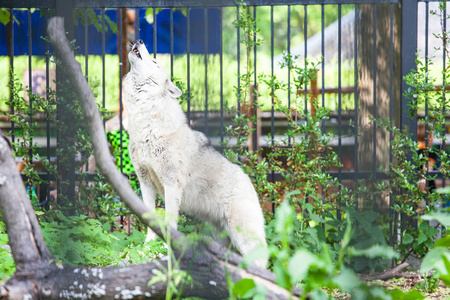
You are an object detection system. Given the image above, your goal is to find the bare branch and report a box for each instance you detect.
[0,131,52,269]
[360,262,410,281]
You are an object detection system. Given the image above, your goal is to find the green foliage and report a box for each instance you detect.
[414,276,440,294]
[74,8,118,33]
[376,53,450,260]
[146,212,193,300]
[388,289,425,300]
[0,216,15,281]
[0,8,10,25]
[420,209,450,287]
[376,0,450,262]
[1,70,56,202]
[238,202,418,299]
[39,212,166,267]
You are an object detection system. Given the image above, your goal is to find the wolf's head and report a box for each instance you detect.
[127,40,181,99]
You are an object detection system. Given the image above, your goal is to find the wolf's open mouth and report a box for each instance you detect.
[132,45,142,59]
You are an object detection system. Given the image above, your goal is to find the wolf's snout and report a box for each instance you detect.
[131,41,143,60]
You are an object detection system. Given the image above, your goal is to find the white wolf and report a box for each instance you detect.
[123,40,267,265]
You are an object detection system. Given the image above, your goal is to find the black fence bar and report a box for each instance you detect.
[425,1,430,151]
[337,4,342,221]
[8,8,14,146]
[303,5,307,117]
[442,3,447,189]
[353,4,359,179]
[55,0,76,208]
[27,8,33,185]
[252,5,258,152]
[84,8,89,76]
[338,4,342,178]
[203,7,208,136]
[388,3,394,247]
[322,4,326,136]
[45,8,51,205]
[186,7,191,123]
[119,8,124,173]
[236,4,240,113]
[220,8,224,144]
[153,7,157,58]
[170,7,174,77]
[287,5,291,146]
[101,8,106,116]
[135,7,140,41]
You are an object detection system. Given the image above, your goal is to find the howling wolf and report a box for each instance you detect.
[123,39,267,266]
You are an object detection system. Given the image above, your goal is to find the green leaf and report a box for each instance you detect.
[273,262,291,290]
[389,289,425,300]
[417,232,428,245]
[310,213,326,224]
[333,267,361,293]
[0,9,10,25]
[349,244,400,260]
[441,255,450,286]
[403,233,414,245]
[436,235,450,248]
[288,249,320,283]
[102,222,111,232]
[233,278,256,298]
[275,201,295,235]
[420,246,449,274]
[421,212,450,227]
[436,186,450,194]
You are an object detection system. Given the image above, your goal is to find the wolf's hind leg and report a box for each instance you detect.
[226,211,268,268]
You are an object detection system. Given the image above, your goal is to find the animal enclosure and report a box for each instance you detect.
[0,0,449,245]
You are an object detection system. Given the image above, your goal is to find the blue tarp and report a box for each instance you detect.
[0,8,220,56]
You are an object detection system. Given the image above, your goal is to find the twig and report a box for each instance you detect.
[361,262,410,281]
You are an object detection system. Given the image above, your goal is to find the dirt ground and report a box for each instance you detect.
[332,275,450,299]
[372,276,450,299]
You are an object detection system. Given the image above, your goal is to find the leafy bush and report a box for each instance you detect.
[0,217,15,281]
[420,210,450,287]
[39,212,166,267]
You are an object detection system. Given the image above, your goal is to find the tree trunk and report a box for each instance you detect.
[357,3,401,210]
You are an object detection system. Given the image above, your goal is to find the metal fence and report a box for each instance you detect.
[0,0,448,220]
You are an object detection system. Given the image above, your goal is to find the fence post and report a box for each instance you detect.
[400,0,418,134]
[55,0,74,40]
[55,0,76,214]
[399,0,419,241]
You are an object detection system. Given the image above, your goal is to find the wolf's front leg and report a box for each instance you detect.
[163,184,182,230]
[140,180,158,242]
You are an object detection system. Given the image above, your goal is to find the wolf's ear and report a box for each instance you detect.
[167,79,182,98]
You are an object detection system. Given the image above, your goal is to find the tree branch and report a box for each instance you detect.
[360,262,410,281]
[0,132,52,269]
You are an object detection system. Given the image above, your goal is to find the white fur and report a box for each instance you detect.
[123,41,267,266]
